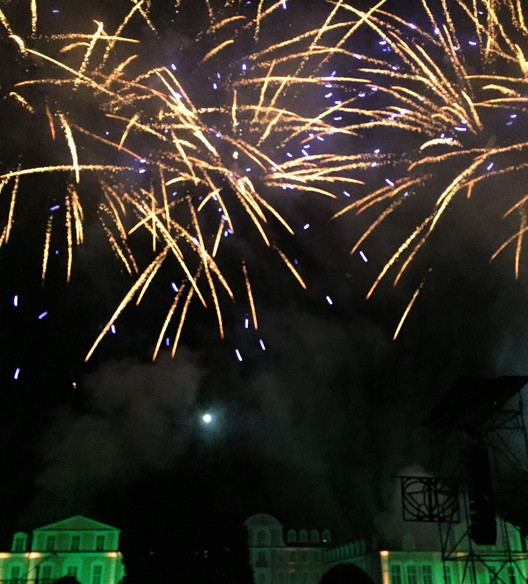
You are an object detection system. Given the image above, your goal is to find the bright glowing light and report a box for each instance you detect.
[202,413,213,424]
[6,0,522,355]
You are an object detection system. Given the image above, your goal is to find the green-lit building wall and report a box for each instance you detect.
[246,514,528,584]
[0,516,125,584]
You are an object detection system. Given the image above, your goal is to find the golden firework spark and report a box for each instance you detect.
[3,0,385,359]
[331,0,528,336]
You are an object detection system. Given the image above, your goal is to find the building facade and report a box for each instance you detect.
[245,514,333,584]
[0,516,125,584]
[246,514,528,584]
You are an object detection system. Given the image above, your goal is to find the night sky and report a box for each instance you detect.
[2,0,528,581]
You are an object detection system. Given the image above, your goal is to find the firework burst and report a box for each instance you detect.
[1,0,379,360]
[330,0,528,337]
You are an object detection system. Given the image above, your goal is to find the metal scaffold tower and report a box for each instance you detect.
[400,377,528,584]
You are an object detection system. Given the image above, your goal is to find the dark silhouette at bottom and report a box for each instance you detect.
[319,563,375,584]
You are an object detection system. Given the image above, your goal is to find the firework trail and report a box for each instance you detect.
[330,0,528,337]
[0,0,379,360]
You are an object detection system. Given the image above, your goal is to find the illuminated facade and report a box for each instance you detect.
[245,514,332,584]
[0,516,125,584]
[246,514,528,584]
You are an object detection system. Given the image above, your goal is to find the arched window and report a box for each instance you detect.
[310,530,320,544]
[38,564,53,584]
[299,530,308,543]
[257,530,267,546]
[11,533,27,553]
[91,564,104,584]
[287,529,297,544]
[8,564,23,584]
[322,530,331,543]
[65,565,80,579]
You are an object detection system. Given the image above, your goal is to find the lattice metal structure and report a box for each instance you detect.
[414,377,528,584]
[401,476,459,523]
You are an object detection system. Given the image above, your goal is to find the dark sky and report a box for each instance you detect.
[1,0,528,579]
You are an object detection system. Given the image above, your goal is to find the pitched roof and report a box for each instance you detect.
[34,515,120,532]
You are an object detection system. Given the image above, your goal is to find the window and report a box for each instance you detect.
[271,530,282,546]
[299,530,308,543]
[302,551,308,562]
[96,535,105,551]
[406,565,417,584]
[39,565,53,584]
[8,565,21,584]
[290,551,297,562]
[422,565,434,584]
[45,536,56,552]
[444,565,452,584]
[92,565,103,584]
[257,530,267,546]
[287,530,297,544]
[507,565,517,584]
[313,551,320,563]
[13,536,25,552]
[310,530,320,544]
[71,535,81,551]
[322,530,331,543]
[390,564,402,584]
[66,567,78,578]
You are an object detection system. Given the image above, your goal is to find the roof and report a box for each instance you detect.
[244,513,283,528]
[424,376,528,430]
[34,515,120,533]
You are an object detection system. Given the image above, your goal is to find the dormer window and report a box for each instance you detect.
[12,534,27,553]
